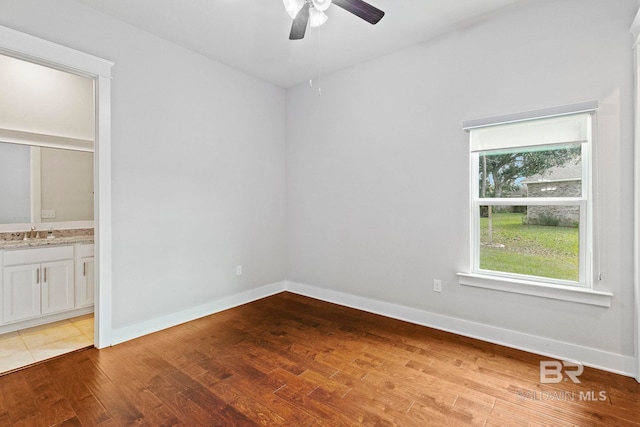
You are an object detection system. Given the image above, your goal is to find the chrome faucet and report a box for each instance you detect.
[22,226,42,240]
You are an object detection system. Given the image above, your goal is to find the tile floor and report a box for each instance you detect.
[0,314,94,375]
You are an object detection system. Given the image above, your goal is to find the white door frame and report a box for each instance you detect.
[0,25,114,348]
[632,9,640,383]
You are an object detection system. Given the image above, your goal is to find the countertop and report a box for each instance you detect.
[0,229,94,250]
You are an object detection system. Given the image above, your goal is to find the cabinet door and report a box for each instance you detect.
[76,256,95,307]
[41,260,74,315]
[2,264,41,323]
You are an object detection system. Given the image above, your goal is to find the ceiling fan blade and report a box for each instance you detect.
[333,0,384,24]
[289,3,310,40]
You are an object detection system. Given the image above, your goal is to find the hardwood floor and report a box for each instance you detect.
[0,292,638,426]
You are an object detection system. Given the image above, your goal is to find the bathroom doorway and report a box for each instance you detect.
[0,25,113,373]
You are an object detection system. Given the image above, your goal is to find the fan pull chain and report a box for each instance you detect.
[307,26,323,96]
[308,79,321,96]
[316,25,322,96]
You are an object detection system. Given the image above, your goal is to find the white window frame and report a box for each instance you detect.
[457,102,612,307]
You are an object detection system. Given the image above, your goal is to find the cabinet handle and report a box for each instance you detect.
[37,268,40,284]
[44,267,47,283]
[83,262,86,277]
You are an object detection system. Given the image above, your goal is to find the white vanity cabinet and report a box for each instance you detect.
[75,244,95,308]
[2,246,75,323]
[41,260,75,315]
[2,264,41,323]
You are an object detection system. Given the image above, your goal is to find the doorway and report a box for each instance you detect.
[0,25,113,371]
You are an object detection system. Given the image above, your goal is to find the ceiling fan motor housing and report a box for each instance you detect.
[287,0,385,40]
[311,0,332,11]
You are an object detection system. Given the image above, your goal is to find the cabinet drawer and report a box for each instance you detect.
[3,246,74,266]
[76,244,94,258]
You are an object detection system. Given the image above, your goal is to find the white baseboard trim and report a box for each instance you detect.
[285,281,636,378]
[109,281,286,346]
[0,306,94,336]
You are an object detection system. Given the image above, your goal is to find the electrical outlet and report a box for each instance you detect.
[236,265,242,276]
[41,209,56,219]
[433,279,442,293]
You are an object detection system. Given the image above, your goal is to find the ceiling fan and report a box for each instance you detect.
[283,0,385,40]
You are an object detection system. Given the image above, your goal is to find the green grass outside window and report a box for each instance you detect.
[479,212,579,282]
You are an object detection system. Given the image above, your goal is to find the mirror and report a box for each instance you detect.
[0,53,94,227]
[0,142,94,224]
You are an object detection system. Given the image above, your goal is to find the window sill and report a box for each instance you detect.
[457,273,612,307]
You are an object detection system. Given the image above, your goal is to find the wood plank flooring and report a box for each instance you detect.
[0,292,638,426]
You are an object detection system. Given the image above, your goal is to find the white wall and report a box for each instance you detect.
[0,0,286,331]
[286,0,637,369]
[0,53,94,140]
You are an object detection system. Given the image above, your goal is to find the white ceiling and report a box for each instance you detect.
[70,0,523,88]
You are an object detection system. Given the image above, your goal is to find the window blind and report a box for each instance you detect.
[463,101,597,153]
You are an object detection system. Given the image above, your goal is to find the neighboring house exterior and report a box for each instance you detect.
[521,161,581,227]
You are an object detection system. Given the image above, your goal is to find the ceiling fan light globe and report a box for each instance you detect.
[283,0,304,19]
[309,9,328,27]
[311,0,332,12]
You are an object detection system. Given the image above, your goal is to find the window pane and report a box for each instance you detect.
[478,206,579,281]
[477,144,582,198]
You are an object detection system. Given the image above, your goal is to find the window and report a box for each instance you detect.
[458,102,612,307]
[475,139,587,285]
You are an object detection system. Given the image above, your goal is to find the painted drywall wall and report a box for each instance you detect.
[286,0,636,363]
[0,53,94,140]
[0,0,286,330]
